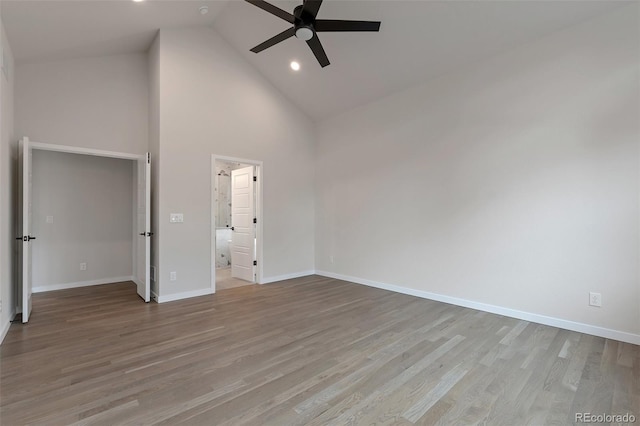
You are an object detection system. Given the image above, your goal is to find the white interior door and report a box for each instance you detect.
[19,137,33,323]
[231,166,255,282]
[135,153,151,302]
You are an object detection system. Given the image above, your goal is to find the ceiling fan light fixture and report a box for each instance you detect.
[295,26,314,41]
[245,0,381,68]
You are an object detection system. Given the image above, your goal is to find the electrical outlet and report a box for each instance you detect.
[170,271,177,281]
[80,263,87,271]
[46,216,54,224]
[589,292,602,307]
[329,255,334,264]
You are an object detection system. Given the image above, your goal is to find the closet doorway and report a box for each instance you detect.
[211,155,262,292]
[16,137,152,323]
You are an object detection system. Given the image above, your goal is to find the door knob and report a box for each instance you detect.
[139,232,146,236]
[27,236,36,241]
[231,227,235,231]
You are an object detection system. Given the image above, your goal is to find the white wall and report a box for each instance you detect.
[148,34,160,297]
[155,27,315,299]
[315,5,640,340]
[0,10,16,342]
[31,150,134,291]
[15,53,148,154]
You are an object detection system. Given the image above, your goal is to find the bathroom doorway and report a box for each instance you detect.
[211,156,262,292]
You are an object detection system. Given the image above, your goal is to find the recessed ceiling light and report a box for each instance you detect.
[132,0,144,2]
[290,61,300,71]
[199,6,209,15]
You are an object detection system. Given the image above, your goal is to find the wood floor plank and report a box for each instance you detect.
[1,277,638,425]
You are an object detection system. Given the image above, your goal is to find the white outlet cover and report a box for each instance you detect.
[170,213,184,223]
[46,216,54,224]
[170,271,177,281]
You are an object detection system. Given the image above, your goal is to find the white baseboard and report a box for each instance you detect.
[151,290,158,302]
[33,276,134,293]
[156,288,214,303]
[315,270,640,345]
[261,270,316,284]
[0,317,12,346]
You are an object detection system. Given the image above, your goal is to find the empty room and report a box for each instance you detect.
[0,0,638,425]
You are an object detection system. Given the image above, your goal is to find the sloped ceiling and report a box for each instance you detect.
[1,0,228,63]
[2,0,627,121]
[213,0,626,120]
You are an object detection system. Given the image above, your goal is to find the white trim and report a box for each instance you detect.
[211,155,264,293]
[151,289,159,302]
[261,270,316,284]
[156,288,214,303]
[0,318,12,346]
[132,276,143,288]
[315,270,640,345]
[32,276,134,293]
[29,141,141,161]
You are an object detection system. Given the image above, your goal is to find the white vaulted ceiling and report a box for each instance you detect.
[2,0,627,121]
[1,0,229,63]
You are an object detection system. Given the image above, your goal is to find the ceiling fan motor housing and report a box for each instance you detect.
[293,5,315,40]
[294,5,315,24]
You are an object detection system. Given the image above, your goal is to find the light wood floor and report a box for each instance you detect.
[1,276,637,425]
[215,267,253,290]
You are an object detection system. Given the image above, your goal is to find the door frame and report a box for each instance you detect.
[211,155,263,292]
[19,140,147,317]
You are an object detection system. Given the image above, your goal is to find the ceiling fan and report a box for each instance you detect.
[244,0,381,68]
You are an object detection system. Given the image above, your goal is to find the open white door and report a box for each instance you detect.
[231,166,255,282]
[19,137,34,322]
[135,153,151,302]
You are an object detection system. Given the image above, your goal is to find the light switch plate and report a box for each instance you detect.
[170,213,184,223]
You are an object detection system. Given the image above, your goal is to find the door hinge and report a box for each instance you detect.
[253,176,257,182]
[253,217,257,224]
[253,260,257,266]
[147,153,150,164]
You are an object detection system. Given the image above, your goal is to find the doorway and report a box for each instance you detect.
[18,138,150,323]
[211,155,262,292]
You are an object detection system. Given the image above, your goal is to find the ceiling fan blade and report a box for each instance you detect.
[250,27,296,53]
[306,33,330,67]
[315,20,381,32]
[245,0,296,23]
[301,0,323,18]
